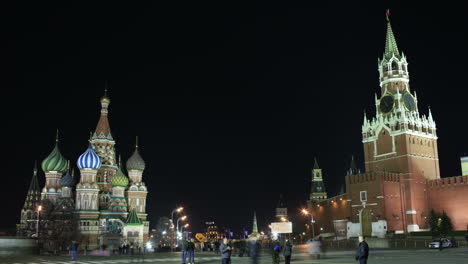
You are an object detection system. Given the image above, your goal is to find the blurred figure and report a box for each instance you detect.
[70,240,79,262]
[249,238,260,264]
[355,236,369,264]
[220,238,232,264]
[271,238,281,264]
[181,238,189,264]
[283,239,293,264]
[188,238,196,264]
[307,238,321,259]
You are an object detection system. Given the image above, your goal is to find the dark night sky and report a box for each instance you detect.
[2,2,468,234]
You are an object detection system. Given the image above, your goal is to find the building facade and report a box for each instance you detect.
[17,91,150,248]
[307,13,468,238]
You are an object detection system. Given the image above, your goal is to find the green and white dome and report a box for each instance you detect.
[41,143,68,172]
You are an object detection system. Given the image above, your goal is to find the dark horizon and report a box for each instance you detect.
[3,3,468,234]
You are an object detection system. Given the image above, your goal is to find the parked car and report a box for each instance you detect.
[428,238,453,249]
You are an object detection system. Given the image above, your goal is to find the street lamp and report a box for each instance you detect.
[301,209,316,239]
[170,207,183,250]
[176,216,187,245]
[36,205,42,238]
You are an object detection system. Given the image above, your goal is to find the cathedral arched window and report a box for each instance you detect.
[391,61,399,71]
[402,64,407,72]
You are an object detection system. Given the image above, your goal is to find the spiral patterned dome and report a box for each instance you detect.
[77,145,102,169]
[126,148,145,171]
[59,169,75,187]
[110,168,129,187]
[41,143,68,172]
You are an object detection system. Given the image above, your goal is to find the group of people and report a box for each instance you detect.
[180,238,197,264]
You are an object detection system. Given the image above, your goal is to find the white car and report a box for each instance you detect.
[428,238,452,249]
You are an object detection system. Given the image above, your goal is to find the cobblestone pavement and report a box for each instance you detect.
[1,247,468,264]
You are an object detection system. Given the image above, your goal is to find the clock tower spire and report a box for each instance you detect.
[362,11,439,180]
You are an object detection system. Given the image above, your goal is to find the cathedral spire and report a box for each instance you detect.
[384,9,400,60]
[93,82,113,140]
[252,211,258,233]
[23,161,41,211]
[313,157,320,169]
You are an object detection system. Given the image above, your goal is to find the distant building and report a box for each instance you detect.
[205,221,222,240]
[275,194,288,221]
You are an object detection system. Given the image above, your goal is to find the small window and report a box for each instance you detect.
[360,191,367,202]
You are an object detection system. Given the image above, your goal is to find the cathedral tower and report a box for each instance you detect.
[18,162,42,237]
[90,88,117,209]
[362,11,439,180]
[309,158,327,201]
[75,144,102,248]
[125,137,148,216]
[41,133,68,203]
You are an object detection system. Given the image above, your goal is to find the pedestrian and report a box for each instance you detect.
[271,239,281,264]
[249,239,260,264]
[439,237,443,251]
[220,238,232,264]
[283,239,293,264]
[188,238,196,264]
[355,236,369,264]
[181,238,189,264]
[70,240,79,262]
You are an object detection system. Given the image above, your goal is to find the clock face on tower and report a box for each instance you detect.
[379,95,394,113]
[403,92,416,111]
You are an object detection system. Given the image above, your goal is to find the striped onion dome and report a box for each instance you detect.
[59,169,75,187]
[110,167,129,187]
[77,145,102,169]
[41,143,68,172]
[126,147,145,171]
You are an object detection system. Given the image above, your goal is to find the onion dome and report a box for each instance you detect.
[77,145,102,169]
[100,83,111,104]
[126,137,145,171]
[60,168,75,187]
[41,135,68,172]
[110,167,129,187]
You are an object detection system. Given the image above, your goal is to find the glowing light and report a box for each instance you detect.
[177,207,184,212]
[280,217,287,222]
[301,209,309,215]
[146,242,152,249]
[37,205,42,212]
[162,231,167,235]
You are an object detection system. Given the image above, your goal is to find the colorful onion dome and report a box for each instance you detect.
[77,145,102,169]
[42,142,68,172]
[126,145,145,171]
[59,169,75,187]
[110,167,129,187]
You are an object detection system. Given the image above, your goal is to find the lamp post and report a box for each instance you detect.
[36,205,42,238]
[170,207,183,251]
[176,216,187,246]
[302,209,315,239]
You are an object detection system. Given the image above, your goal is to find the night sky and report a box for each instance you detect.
[2,2,468,234]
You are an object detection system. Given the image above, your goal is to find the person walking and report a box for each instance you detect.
[70,240,79,262]
[249,239,260,264]
[283,239,293,264]
[188,238,196,264]
[220,238,232,264]
[355,236,369,264]
[181,238,189,264]
[271,239,281,264]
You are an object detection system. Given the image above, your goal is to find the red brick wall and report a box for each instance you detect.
[428,176,468,230]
